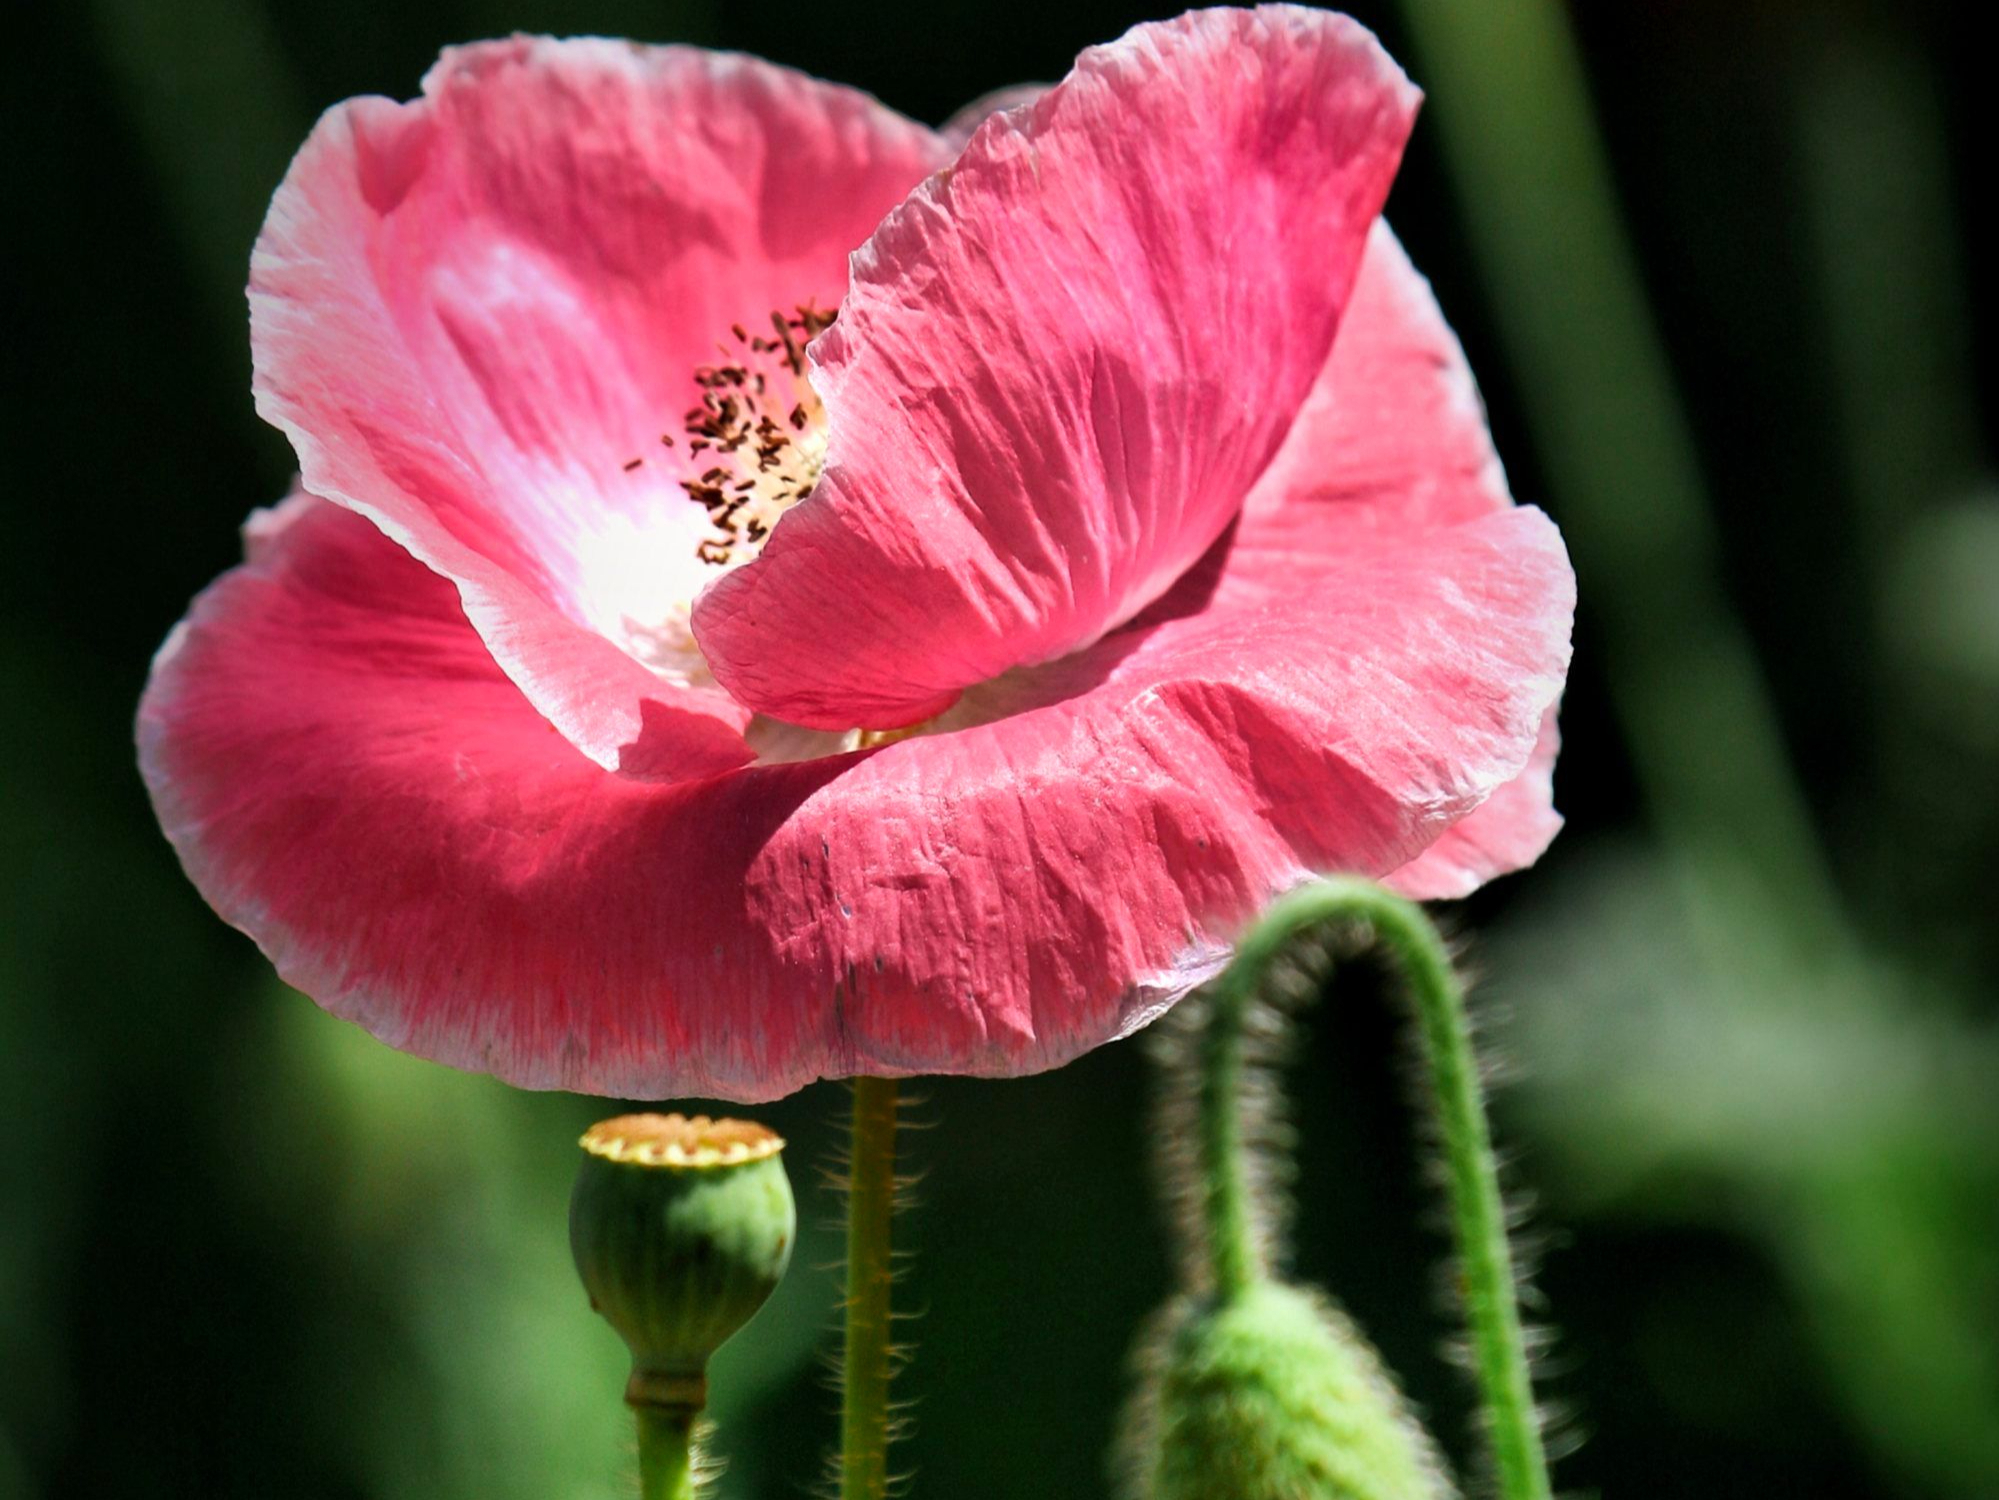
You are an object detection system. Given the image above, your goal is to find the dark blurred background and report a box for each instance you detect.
[4,1,1994,1496]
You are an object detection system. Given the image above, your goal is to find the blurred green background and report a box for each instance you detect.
[3,0,1993,1496]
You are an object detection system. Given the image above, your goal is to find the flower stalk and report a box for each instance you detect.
[841,1076,899,1500]
[635,1408,699,1500]
[1200,879,1552,1500]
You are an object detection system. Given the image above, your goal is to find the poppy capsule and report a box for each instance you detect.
[569,1113,796,1415]
[1125,1282,1452,1500]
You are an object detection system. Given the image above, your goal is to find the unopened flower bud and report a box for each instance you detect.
[570,1113,796,1414]
[1124,1281,1453,1500]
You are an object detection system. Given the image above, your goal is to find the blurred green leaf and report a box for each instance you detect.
[1491,841,1999,1493]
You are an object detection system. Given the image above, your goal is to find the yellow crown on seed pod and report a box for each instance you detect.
[581,1113,787,1168]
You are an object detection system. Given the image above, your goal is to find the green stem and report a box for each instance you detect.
[1200,923,1260,1302]
[1202,880,1551,1500]
[635,1408,698,1500]
[841,1076,898,1500]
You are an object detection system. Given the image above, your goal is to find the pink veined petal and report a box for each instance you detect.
[1231,220,1514,564]
[1136,219,1523,626]
[695,7,1422,730]
[140,497,834,1099]
[250,37,952,777]
[138,494,1569,1101]
[935,503,1575,871]
[1139,220,1566,887]
[1382,708,1563,900]
[938,82,1049,148]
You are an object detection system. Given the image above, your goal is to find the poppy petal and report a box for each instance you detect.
[694,8,1421,730]
[139,492,1567,1100]
[250,37,951,775]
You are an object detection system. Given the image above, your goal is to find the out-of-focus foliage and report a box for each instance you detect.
[2,1,1991,1498]
[1491,847,1999,1494]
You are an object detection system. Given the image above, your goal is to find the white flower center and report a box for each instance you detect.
[677,303,836,568]
[582,304,834,694]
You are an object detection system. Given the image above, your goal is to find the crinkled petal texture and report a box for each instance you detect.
[1384,708,1562,900]
[694,7,1423,730]
[1225,221,1572,898]
[139,496,1567,1099]
[145,20,1575,1101]
[250,37,952,777]
[138,219,1570,1098]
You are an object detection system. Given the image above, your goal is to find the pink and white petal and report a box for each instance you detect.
[1110,219,1520,632]
[250,38,951,775]
[140,497,1569,1100]
[139,498,826,1098]
[135,495,1212,1095]
[1228,221,1513,574]
[1382,707,1563,900]
[939,505,1574,867]
[813,505,1575,1070]
[1205,222,1566,899]
[938,82,1048,148]
[695,8,1421,730]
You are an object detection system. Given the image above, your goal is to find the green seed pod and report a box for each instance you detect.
[1122,1281,1454,1500]
[570,1113,796,1414]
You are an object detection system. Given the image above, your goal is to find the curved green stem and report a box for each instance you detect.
[1202,879,1552,1500]
[1199,930,1260,1302]
[841,1076,898,1500]
[635,1408,697,1500]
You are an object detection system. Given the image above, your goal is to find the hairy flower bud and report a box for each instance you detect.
[1122,1282,1453,1500]
[569,1113,796,1414]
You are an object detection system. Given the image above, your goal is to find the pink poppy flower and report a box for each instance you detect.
[138,9,1574,1101]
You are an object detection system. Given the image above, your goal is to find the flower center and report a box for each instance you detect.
[587,304,834,695]
[677,303,835,569]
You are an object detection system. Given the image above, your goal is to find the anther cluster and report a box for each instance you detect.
[671,303,836,566]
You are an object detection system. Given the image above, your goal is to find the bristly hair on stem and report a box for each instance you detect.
[1144,935,1333,1293]
[1142,879,1565,1500]
[819,1077,922,1500]
[635,1412,723,1500]
[1400,949,1586,1473]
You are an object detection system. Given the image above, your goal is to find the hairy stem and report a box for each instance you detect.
[1202,880,1551,1500]
[841,1076,899,1500]
[634,1408,697,1500]
[1199,929,1260,1301]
